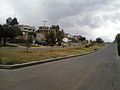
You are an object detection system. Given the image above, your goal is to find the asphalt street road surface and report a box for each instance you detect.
[0,43,120,90]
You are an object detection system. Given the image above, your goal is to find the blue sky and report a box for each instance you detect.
[0,0,120,41]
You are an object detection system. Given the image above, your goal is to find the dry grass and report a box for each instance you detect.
[0,44,104,65]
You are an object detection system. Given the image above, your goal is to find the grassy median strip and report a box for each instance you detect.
[0,44,104,65]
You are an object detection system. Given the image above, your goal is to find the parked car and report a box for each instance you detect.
[34,41,48,46]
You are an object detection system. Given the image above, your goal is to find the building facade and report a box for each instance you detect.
[16,25,35,40]
[36,26,50,41]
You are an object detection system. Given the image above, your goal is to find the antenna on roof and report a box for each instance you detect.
[42,21,47,27]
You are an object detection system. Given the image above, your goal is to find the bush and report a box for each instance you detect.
[85,45,89,48]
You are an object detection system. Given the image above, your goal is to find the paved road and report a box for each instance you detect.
[0,44,120,90]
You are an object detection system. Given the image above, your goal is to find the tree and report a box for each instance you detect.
[79,35,86,42]
[10,17,19,26]
[2,25,19,45]
[0,17,22,46]
[6,17,19,26]
[56,30,64,46]
[49,25,64,46]
[46,30,56,46]
[116,34,120,42]
[14,26,23,36]
[0,17,22,45]
[26,33,32,53]
[96,37,104,44]
[116,34,120,56]
[0,24,3,45]
[6,17,12,25]
[50,25,59,31]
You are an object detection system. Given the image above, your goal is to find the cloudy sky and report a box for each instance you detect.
[0,0,120,41]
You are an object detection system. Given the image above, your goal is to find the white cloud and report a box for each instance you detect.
[0,0,16,24]
[0,0,120,41]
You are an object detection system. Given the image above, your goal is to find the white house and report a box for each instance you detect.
[16,25,35,40]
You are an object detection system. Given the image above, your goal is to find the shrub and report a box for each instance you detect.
[85,45,89,48]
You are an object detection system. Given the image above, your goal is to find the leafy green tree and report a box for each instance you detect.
[26,32,36,47]
[14,26,23,36]
[49,25,64,46]
[26,35,32,53]
[56,30,64,46]
[24,32,35,53]
[79,36,86,41]
[46,30,56,46]
[0,17,22,45]
[116,34,120,56]
[96,37,104,44]
[116,34,120,42]
[6,17,12,25]
[6,17,19,26]
[0,24,3,45]
[2,25,18,45]
[10,17,19,26]
[50,25,59,31]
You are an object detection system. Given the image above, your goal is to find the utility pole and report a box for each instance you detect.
[42,21,47,27]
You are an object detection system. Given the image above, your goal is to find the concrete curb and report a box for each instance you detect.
[0,51,95,70]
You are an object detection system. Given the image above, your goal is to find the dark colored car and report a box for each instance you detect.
[34,41,48,46]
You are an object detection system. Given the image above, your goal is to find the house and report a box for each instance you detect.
[17,25,35,33]
[63,33,73,43]
[36,26,50,41]
[16,25,35,40]
[64,33,73,39]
